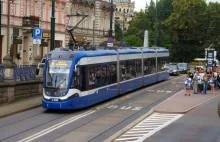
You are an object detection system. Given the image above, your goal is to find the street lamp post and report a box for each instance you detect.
[109,0,113,37]
[154,0,158,47]
[50,0,55,51]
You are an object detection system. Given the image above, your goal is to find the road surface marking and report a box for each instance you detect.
[114,113,183,142]
[18,110,96,142]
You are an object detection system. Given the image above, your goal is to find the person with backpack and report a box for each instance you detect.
[185,74,191,96]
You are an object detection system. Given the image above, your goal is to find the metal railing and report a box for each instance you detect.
[13,65,37,81]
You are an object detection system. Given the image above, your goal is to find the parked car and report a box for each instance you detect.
[36,57,46,75]
[168,64,180,76]
[177,63,190,74]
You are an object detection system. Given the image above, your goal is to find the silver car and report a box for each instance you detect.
[168,64,180,76]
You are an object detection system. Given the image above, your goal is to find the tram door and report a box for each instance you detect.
[81,67,88,92]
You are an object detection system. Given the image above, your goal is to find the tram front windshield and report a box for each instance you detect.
[46,60,72,89]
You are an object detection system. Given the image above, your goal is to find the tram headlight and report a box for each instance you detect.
[61,92,66,96]
[45,91,51,96]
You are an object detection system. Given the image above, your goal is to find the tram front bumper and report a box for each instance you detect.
[42,98,75,110]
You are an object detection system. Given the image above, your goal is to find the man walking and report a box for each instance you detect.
[193,70,199,94]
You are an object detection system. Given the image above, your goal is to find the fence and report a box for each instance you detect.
[13,65,37,81]
[0,64,5,81]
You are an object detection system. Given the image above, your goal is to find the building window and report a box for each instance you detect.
[116,8,118,12]
[1,1,3,14]
[127,9,129,13]
[125,18,127,21]
[119,8,121,12]
[55,40,62,48]
[123,9,125,13]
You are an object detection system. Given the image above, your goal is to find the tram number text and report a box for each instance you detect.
[107,105,142,111]
[51,98,59,101]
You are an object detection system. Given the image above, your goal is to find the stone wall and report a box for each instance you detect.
[0,79,43,104]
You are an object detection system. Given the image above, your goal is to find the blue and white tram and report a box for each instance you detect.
[42,47,169,109]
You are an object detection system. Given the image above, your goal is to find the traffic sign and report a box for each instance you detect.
[107,43,113,47]
[33,39,41,44]
[33,28,42,39]
[107,37,113,47]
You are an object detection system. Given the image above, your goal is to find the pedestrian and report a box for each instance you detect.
[209,73,215,94]
[188,71,194,90]
[202,71,209,95]
[193,70,199,94]
[16,52,21,67]
[184,74,191,96]
[197,73,202,94]
[213,69,218,89]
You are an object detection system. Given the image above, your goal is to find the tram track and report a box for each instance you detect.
[0,75,184,142]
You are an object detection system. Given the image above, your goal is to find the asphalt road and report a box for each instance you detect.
[0,75,185,142]
[145,95,220,142]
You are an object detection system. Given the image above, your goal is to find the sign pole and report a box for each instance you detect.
[50,0,55,51]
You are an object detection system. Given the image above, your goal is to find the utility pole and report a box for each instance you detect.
[122,8,125,41]
[0,1,2,36]
[154,0,158,47]
[50,0,55,51]
[109,0,113,37]
[7,0,11,55]
[93,0,95,47]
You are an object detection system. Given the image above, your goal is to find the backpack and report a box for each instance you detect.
[185,79,190,86]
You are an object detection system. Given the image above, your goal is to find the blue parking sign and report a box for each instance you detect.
[33,28,42,39]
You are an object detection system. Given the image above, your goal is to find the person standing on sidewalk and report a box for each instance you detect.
[193,70,199,94]
[197,73,202,94]
[202,71,209,95]
[185,74,191,96]
[209,73,215,94]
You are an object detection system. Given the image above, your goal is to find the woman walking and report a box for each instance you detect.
[185,75,191,96]
[209,73,215,94]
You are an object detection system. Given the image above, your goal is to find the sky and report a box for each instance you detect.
[133,0,220,12]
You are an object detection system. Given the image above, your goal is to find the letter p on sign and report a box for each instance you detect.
[33,28,42,39]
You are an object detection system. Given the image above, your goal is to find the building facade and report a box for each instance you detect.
[115,1,135,31]
[0,0,115,65]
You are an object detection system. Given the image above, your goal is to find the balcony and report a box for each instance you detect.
[22,16,40,29]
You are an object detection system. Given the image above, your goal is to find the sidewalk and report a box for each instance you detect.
[0,95,42,118]
[153,90,220,113]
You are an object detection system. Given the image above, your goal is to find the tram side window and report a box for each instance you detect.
[120,60,141,81]
[158,57,169,72]
[144,58,156,75]
[88,63,117,90]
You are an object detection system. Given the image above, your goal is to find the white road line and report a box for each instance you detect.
[18,110,96,142]
[114,113,183,142]
[147,90,154,92]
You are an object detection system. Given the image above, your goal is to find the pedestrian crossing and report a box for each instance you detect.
[113,113,183,142]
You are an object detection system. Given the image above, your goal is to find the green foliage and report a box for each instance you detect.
[126,0,220,62]
[114,22,123,41]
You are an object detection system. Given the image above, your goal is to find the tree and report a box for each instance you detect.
[115,22,123,41]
